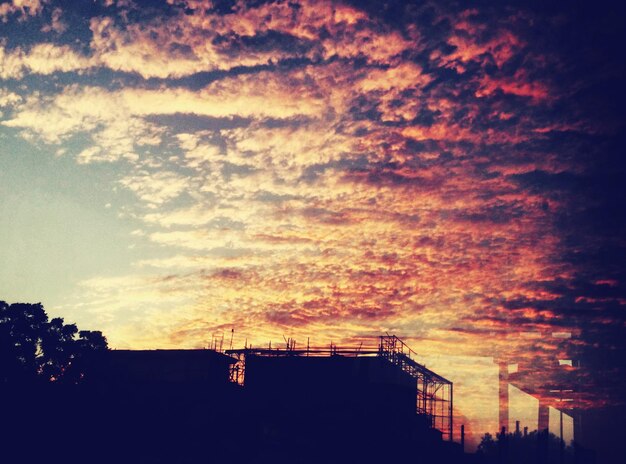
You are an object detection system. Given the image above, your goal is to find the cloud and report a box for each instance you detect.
[2,66,329,163]
[85,0,413,79]
[120,171,191,207]
[0,87,21,106]
[0,41,92,79]
[0,0,44,22]
[2,0,402,80]
[41,7,67,34]
[433,18,523,72]
[476,71,550,101]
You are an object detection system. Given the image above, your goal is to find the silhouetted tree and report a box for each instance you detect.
[0,300,108,385]
[476,428,593,464]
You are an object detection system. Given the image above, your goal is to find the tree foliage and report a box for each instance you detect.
[476,428,593,464]
[0,300,107,385]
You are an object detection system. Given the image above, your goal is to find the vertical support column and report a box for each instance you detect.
[538,402,549,432]
[450,382,454,441]
[499,362,509,432]
[559,409,565,464]
[461,424,465,452]
[573,409,581,444]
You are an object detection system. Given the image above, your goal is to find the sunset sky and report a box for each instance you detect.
[1,0,624,456]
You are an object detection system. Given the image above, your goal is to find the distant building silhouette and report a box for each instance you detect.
[498,359,578,443]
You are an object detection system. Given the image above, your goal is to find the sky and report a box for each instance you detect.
[1,0,625,457]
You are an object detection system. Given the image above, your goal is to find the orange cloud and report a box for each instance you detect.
[476,71,550,101]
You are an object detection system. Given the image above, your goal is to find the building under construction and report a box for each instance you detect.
[224,334,460,462]
[78,334,462,463]
[227,334,454,441]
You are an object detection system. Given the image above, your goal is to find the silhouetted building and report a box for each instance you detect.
[226,336,461,463]
[90,348,234,387]
[246,353,417,417]
[81,349,241,464]
[241,353,451,462]
[4,337,468,464]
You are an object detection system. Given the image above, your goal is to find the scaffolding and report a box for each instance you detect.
[378,335,453,441]
[225,334,453,441]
